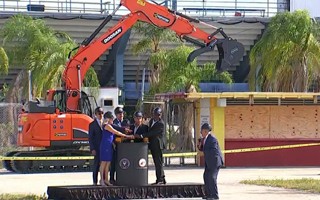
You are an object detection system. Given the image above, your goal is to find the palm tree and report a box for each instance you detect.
[1,14,99,100]
[249,10,320,92]
[131,22,180,88]
[132,23,232,151]
[151,45,232,93]
[151,45,232,151]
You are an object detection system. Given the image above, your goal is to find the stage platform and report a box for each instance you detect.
[47,184,205,200]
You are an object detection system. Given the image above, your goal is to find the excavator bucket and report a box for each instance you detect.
[186,38,245,71]
[216,39,245,71]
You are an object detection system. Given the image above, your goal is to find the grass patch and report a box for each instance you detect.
[0,194,47,200]
[241,178,320,193]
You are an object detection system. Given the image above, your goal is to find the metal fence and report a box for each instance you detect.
[0,103,22,153]
[141,98,197,166]
[0,0,287,17]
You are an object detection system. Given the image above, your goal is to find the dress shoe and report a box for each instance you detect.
[109,179,116,185]
[151,179,166,185]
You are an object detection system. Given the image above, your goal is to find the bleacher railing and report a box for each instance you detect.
[0,0,287,17]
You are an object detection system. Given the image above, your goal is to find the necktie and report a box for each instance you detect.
[100,120,103,129]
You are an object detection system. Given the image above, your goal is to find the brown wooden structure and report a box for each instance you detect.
[157,92,320,166]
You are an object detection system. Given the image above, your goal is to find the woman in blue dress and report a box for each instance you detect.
[99,111,133,186]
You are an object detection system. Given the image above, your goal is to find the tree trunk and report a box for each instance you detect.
[4,70,26,145]
[302,55,308,92]
[174,102,194,152]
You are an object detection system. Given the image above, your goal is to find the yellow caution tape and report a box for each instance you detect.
[162,152,197,157]
[0,156,94,161]
[223,142,320,154]
[1,143,319,161]
[162,142,320,157]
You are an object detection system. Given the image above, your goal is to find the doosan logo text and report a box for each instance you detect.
[102,27,122,44]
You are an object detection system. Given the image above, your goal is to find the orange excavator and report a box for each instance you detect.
[4,0,244,173]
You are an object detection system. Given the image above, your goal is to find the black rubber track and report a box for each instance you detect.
[6,149,94,173]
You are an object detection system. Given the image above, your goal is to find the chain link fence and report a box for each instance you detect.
[0,103,23,156]
[142,99,197,166]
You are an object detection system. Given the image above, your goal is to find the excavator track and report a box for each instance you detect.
[3,151,18,172]
[4,149,93,173]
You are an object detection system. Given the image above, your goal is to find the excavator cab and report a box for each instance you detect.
[46,89,94,117]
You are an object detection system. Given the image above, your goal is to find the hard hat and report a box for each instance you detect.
[153,107,162,115]
[134,111,143,117]
[201,123,212,131]
[114,107,124,114]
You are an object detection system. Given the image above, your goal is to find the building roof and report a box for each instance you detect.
[156,92,320,100]
[186,92,320,100]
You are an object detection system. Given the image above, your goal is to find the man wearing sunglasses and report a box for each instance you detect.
[88,107,104,185]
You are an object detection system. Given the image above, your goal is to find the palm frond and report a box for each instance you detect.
[0,14,99,98]
[249,10,320,92]
[0,47,9,75]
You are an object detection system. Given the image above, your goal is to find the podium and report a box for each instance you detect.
[116,141,148,186]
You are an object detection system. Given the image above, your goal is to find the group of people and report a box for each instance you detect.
[88,105,223,200]
[88,106,166,186]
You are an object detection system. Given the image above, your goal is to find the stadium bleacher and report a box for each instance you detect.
[0,10,266,95]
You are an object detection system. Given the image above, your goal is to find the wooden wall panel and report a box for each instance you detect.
[225,105,320,139]
[225,106,270,139]
[270,106,320,138]
[225,106,247,138]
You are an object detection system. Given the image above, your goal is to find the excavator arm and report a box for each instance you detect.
[64,0,245,112]
[7,0,245,173]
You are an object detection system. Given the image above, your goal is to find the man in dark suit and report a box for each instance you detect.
[136,107,166,185]
[110,106,125,184]
[130,111,148,142]
[88,107,104,185]
[198,123,224,200]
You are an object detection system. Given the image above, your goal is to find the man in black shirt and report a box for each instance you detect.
[136,107,166,185]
